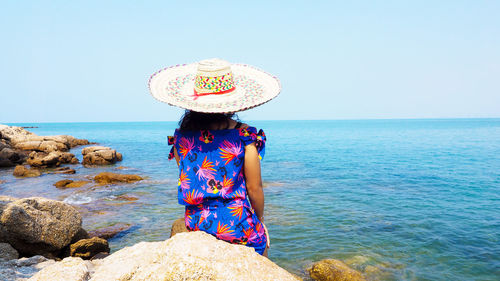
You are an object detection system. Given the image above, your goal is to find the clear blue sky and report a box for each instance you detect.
[1,0,499,123]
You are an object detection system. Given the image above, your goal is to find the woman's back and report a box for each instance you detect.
[168,125,268,253]
[169,126,265,205]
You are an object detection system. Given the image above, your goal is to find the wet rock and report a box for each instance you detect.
[13,165,41,177]
[0,243,18,261]
[88,223,132,240]
[70,237,109,260]
[82,146,123,166]
[27,151,78,168]
[54,180,91,189]
[115,194,139,201]
[54,180,73,188]
[170,218,188,237]
[47,167,76,174]
[94,172,143,184]
[34,231,299,280]
[27,257,91,281]
[0,255,55,281]
[308,259,366,281]
[0,197,82,257]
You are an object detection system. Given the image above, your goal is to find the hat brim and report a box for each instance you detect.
[148,63,281,113]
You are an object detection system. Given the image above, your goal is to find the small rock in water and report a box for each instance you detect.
[94,172,143,184]
[82,146,122,166]
[308,259,366,281]
[12,165,41,177]
[47,167,76,174]
[170,217,189,237]
[115,194,139,201]
[54,180,91,189]
[70,237,110,260]
[0,243,19,261]
[88,223,133,240]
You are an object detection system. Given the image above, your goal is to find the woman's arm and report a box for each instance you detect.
[244,142,264,221]
[173,147,180,167]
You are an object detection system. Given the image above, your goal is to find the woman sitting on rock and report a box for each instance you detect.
[148,58,281,256]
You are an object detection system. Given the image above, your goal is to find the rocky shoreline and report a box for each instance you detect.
[0,125,371,281]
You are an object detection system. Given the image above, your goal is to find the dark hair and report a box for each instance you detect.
[179,110,239,131]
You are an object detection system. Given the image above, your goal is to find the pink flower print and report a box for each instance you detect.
[196,156,216,180]
[199,208,211,224]
[178,137,195,158]
[219,140,242,165]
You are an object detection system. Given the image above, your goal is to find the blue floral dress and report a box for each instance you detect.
[168,126,267,254]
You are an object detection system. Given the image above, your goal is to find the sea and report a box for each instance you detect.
[1,119,499,281]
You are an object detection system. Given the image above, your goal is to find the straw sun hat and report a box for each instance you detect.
[148,58,281,113]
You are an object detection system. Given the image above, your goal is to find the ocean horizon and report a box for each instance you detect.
[1,118,499,280]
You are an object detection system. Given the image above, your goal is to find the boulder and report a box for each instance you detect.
[94,172,143,184]
[30,231,300,281]
[0,255,55,281]
[88,223,133,240]
[13,165,41,177]
[0,243,18,261]
[54,180,90,189]
[0,125,89,168]
[82,146,123,166]
[27,257,91,281]
[0,197,82,257]
[0,141,26,167]
[27,151,78,168]
[308,259,366,281]
[170,218,189,237]
[70,237,110,259]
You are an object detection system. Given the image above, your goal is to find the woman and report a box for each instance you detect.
[148,58,281,256]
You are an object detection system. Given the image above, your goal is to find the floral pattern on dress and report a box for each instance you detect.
[167,126,267,254]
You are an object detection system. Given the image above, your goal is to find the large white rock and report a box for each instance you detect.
[28,257,92,281]
[30,231,300,281]
[0,255,55,281]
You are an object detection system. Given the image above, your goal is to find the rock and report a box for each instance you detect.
[0,125,88,168]
[82,146,123,166]
[27,151,78,168]
[88,223,132,240]
[13,165,41,177]
[0,255,55,281]
[0,141,26,167]
[15,140,68,153]
[94,172,143,184]
[115,194,139,201]
[27,257,91,281]
[308,259,366,281]
[0,243,18,261]
[55,180,91,189]
[26,232,301,280]
[54,180,73,188]
[0,197,82,257]
[70,237,109,259]
[47,167,76,174]
[170,218,188,237]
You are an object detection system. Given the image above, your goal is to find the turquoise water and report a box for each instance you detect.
[1,119,499,280]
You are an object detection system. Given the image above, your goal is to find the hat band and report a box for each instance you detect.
[193,86,236,100]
